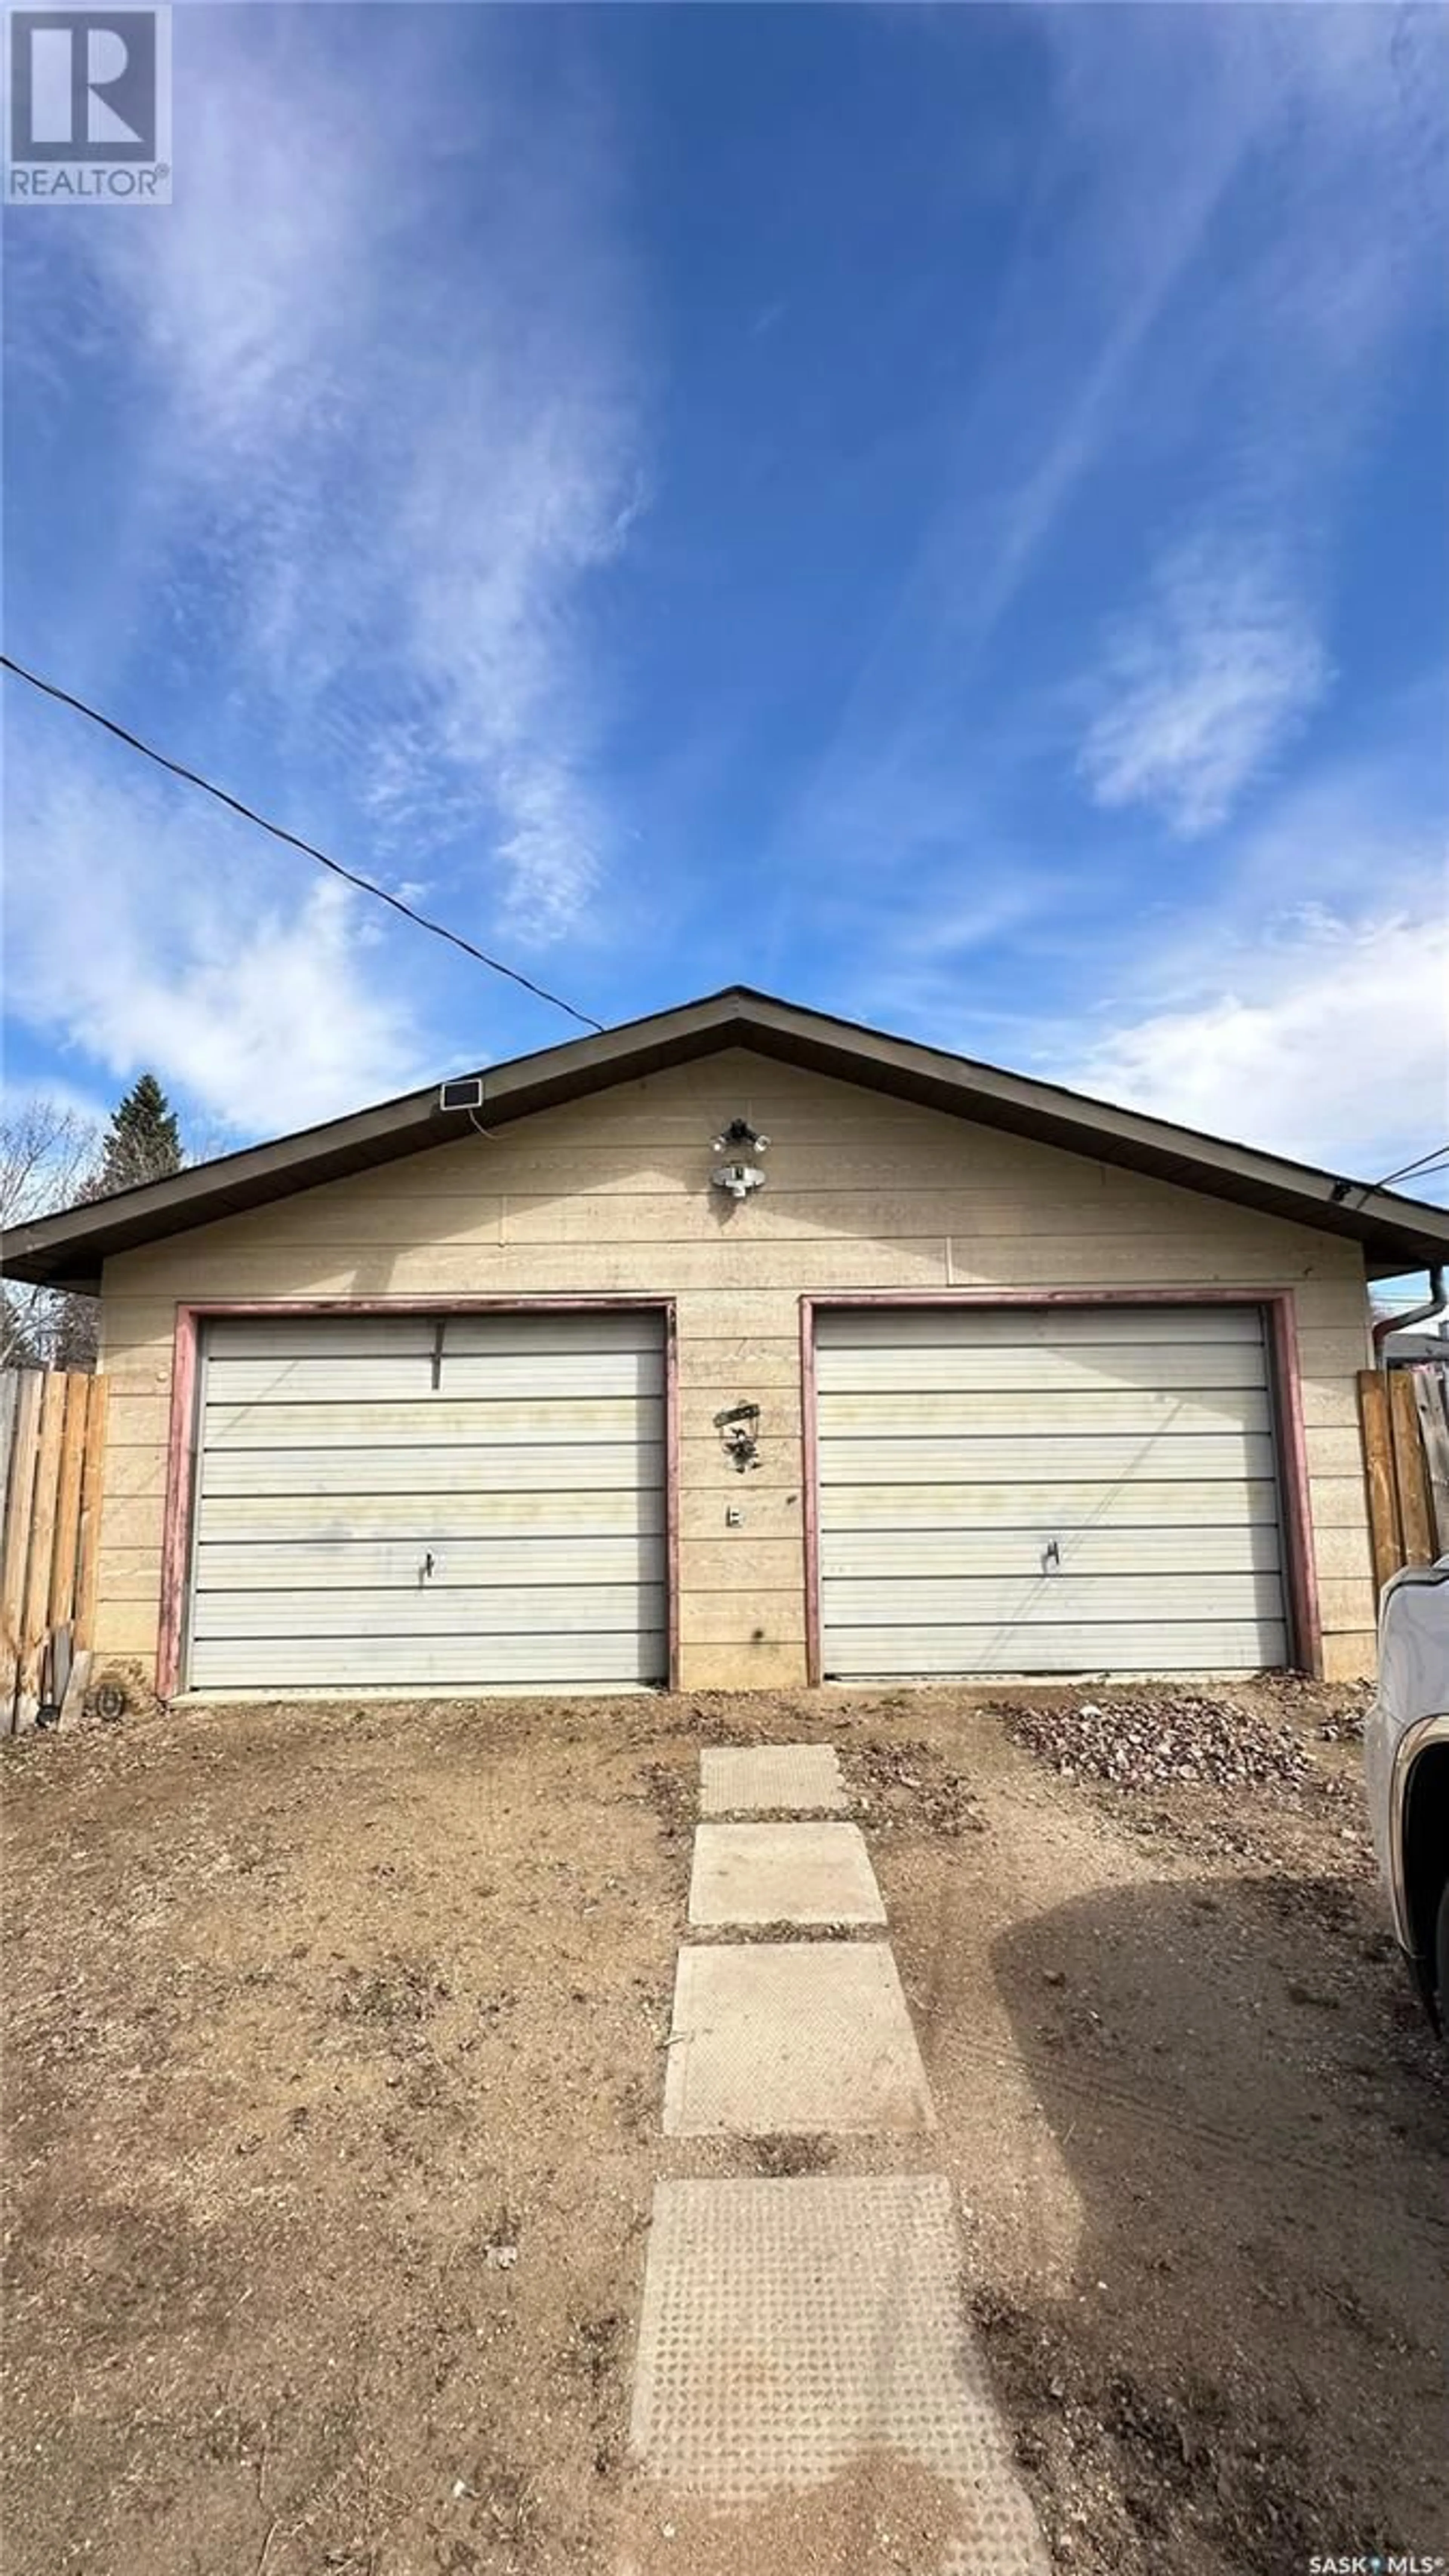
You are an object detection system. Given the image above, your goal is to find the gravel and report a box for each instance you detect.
[847,1736,987,1836]
[1001,1693,1315,1795]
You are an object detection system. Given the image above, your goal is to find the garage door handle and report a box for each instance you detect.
[420,1552,436,1583]
[1042,1539,1061,1572]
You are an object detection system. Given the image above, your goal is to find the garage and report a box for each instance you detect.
[13,988,1428,1692]
[185,1309,670,1692]
[813,1303,1291,1677]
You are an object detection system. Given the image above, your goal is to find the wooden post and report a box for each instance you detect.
[1,1372,43,1732]
[1389,1368,1435,1568]
[18,1374,67,1721]
[48,1375,88,1634]
[1413,1373,1449,1556]
[1357,1369,1402,1599]
[74,1376,109,1650]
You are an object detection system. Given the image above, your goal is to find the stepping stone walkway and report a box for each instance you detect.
[666,1939,934,2136]
[688,1819,886,1929]
[627,1742,1050,2574]
[699,1741,848,1816]
[631,2174,1045,2564]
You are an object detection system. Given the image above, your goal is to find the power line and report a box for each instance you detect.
[0,651,605,1035]
[1371,1144,1449,1190]
[1331,1142,1449,1206]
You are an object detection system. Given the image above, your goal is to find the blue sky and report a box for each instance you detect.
[4,2,1447,1195]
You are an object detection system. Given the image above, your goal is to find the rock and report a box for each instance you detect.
[1004,1693,1315,1796]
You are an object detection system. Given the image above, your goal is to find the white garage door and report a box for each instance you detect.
[187,1311,668,1692]
[815,1305,1289,1677]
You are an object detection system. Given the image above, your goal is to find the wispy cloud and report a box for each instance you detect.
[13,8,647,945]
[1064,901,1449,1184]
[4,5,1442,1167]
[3,11,649,1135]
[829,695,1449,1185]
[784,3,1444,888]
[1077,537,1331,836]
[1050,718,1449,1180]
[5,746,424,1135]
[1061,6,1446,840]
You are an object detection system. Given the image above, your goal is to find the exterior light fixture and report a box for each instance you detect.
[710,1117,770,1202]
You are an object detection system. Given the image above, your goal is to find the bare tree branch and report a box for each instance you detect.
[1,1098,102,1370]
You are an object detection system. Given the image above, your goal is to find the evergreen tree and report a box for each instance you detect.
[92,1074,183,1197]
[0,1080,186,1372]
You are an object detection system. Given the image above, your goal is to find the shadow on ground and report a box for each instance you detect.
[980,1867,1447,2576]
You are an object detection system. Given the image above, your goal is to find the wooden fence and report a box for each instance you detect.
[1358,1363,1449,1601]
[0,1369,108,1733]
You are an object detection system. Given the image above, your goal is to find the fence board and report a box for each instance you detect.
[1413,1371,1449,1555]
[48,1375,88,1632]
[1357,1370,1401,1598]
[0,1375,17,1504]
[74,1377,109,1649]
[18,1376,68,1719]
[1,1373,42,1727]
[1389,1369,1435,1567]
[1,1369,110,1730]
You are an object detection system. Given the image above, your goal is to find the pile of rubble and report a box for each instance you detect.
[1315,1698,1369,1745]
[1003,1693,1313,1795]
[849,1736,987,1836]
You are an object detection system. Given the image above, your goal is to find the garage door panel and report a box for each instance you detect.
[197,1489,666,1541]
[814,1304,1288,1678]
[821,1573,1285,1626]
[820,1306,1265,1349]
[192,1583,666,1639]
[817,1433,1278,1484]
[189,1632,665,1690]
[195,1536,662,1587]
[821,1525,1282,1577]
[815,1343,1267,1393]
[189,1313,669,1691]
[823,1622,1287,1675]
[817,1389,1271,1437]
[202,1395,662,1448]
[201,1442,665,1496]
[820,1479,1281,1530]
[206,1351,665,1404]
[199,1317,438,1361]
[445,1312,662,1354]
[208,1312,663,1360]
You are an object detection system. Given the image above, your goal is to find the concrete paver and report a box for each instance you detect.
[688,1820,886,1928]
[699,1743,848,1817]
[663,1939,935,2136]
[629,2173,1051,2570]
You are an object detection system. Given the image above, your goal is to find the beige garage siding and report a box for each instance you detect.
[94,1047,1377,1690]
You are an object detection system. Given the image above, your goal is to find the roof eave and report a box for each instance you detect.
[5,986,1447,1288]
[2,993,754,1290]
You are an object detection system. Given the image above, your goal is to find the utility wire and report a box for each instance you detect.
[1330,1142,1449,1206]
[0,651,606,1034]
[1370,1144,1449,1190]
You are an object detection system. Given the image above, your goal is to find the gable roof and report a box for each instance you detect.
[6,984,1448,1289]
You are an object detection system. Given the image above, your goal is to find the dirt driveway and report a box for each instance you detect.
[2,1683,1444,2575]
